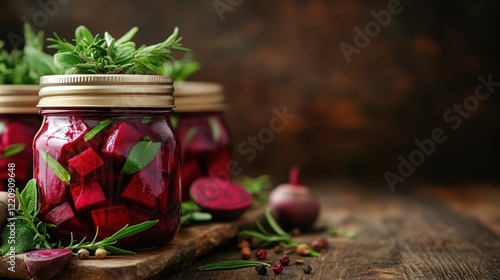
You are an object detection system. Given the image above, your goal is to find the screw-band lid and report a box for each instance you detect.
[0,85,40,114]
[174,81,226,112]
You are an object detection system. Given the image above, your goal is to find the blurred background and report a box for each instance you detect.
[1,0,499,188]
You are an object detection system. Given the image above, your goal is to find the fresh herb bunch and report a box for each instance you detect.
[0,23,60,84]
[0,179,157,255]
[48,26,189,75]
[239,175,272,204]
[163,53,200,81]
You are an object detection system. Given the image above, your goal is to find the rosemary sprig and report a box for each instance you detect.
[238,175,272,204]
[198,260,270,271]
[65,220,158,255]
[48,25,189,75]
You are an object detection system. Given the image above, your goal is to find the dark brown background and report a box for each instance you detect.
[2,0,500,189]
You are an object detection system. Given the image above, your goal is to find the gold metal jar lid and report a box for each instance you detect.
[38,74,174,108]
[0,85,40,114]
[174,81,226,112]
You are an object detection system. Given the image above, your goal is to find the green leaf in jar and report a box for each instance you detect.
[0,122,5,134]
[170,115,178,128]
[183,127,197,146]
[84,119,111,142]
[141,116,152,124]
[38,150,71,185]
[121,140,161,174]
[2,143,25,158]
[208,117,221,142]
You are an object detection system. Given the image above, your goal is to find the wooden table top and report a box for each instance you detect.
[165,181,500,280]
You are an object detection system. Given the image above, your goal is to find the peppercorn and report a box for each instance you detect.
[280,255,291,266]
[95,248,107,259]
[310,240,322,252]
[296,244,310,256]
[77,248,89,260]
[255,249,267,260]
[240,247,251,260]
[272,264,283,275]
[319,238,329,249]
[303,264,313,274]
[255,264,267,275]
[238,239,250,249]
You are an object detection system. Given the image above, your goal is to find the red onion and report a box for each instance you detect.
[268,167,320,230]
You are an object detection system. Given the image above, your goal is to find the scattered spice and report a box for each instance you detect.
[255,264,268,275]
[272,263,283,275]
[280,255,291,266]
[303,264,313,274]
[295,258,305,264]
[95,248,107,259]
[274,244,285,254]
[255,249,267,260]
[310,240,322,251]
[291,227,302,236]
[240,247,251,260]
[77,248,89,260]
[296,244,310,256]
[238,239,250,249]
[319,238,329,249]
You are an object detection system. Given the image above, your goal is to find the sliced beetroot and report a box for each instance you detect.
[121,169,169,210]
[24,248,72,280]
[91,204,131,237]
[190,176,252,221]
[180,160,202,201]
[102,122,142,159]
[206,150,231,177]
[68,147,104,177]
[70,180,106,211]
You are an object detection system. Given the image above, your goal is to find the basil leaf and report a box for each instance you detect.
[141,116,152,124]
[183,127,197,146]
[84,119,111,141]
[1,220,36,254]
[2,143,25,158]
[39,150,71,184]
[122,140,161,174]
[170,115,178,128]
[20,179,38,215]
[208,117,221,142]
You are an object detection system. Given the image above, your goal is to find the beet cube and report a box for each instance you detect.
[68,147,104,177]
[129,206,152,225]
[102,122,142,158]
[37,157,68,214]
[91,205,131,237]
[70,180,106,211]
[121,169,168,210]
[147,147,171,174]
[45,202,76,226]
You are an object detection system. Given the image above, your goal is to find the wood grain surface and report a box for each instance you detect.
[166,181,500,280]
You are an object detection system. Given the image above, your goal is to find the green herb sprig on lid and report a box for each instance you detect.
[48,26,189,75]
[0,23,60,84]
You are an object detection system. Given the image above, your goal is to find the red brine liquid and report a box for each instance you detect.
[0,114,41,191]
[175,112,231,201]
[34,111,181,249]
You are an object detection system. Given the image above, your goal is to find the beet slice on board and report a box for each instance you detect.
[24,248,72,280]
[190,176,253,221]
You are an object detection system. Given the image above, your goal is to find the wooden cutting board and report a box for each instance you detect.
[0,207,262,280]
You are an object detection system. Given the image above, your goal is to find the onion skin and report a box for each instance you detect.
[268,173,320,230]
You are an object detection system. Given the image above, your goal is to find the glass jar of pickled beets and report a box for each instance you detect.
[173,82,231,201]
[34,75,181,249]
[0,85,41,192]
